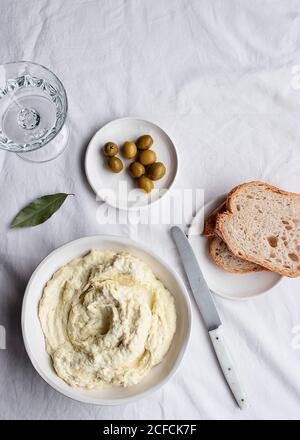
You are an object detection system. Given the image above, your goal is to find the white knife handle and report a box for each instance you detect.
[209,327,248,410]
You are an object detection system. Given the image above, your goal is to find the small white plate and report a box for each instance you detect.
[22,235,191,405]
[85,117,178,210]
[188,195,282,300]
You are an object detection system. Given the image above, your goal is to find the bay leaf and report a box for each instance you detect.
[10,193,73,228]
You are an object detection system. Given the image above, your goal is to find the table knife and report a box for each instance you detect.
[171,226,248,410]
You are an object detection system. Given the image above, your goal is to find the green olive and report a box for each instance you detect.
[147,162,166,181]
[129,161,145,178]
[139,149,157,166]
[122,141,137,159]
[137,176,154,193]
[103,142,119,157]
[136,135,153,150]
[107,156,123,173]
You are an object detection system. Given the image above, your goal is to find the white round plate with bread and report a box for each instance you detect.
[188,194,283,300]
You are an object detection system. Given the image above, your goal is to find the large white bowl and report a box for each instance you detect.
[21,235,191,405]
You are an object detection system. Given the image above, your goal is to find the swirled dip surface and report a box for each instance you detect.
[39,250,176,388]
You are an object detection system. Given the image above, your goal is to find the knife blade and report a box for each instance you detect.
[171,226,248,410]
[171,226,221,331]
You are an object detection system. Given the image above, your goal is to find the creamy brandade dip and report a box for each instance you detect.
[39,250,177,388]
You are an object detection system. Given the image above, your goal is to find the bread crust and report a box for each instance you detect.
[204,193,265,273]
[216,181,300,277]
[203,201,226,237]
[209,237,265,274]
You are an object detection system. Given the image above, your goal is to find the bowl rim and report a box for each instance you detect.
[0,60,68,153]
[84,116,179,211]
[21,234,192,405]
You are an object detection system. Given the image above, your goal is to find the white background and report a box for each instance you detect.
[1,0,300,420]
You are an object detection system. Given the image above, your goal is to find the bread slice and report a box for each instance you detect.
[216,181,300,277]
[210,236,264,273]
[204,199,265,273]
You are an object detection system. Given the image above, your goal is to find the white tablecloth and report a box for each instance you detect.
[1,0,300,420]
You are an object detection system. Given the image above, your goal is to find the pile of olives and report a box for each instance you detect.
[103,135,166,193]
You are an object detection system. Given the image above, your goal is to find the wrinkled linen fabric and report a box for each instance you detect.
[1,0,300,420]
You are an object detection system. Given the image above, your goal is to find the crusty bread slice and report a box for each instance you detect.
[203,201,226,237]
[204,199,264,273]
[209,236,264,273]
[216,181,300,277]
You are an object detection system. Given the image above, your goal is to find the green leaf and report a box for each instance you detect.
[10,193,73,228]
